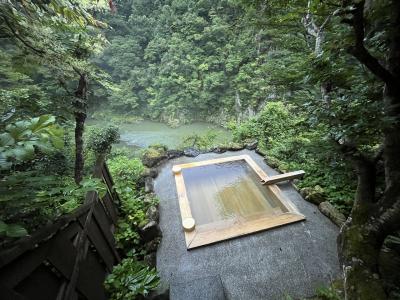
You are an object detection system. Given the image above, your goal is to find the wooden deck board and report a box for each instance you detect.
[262,170,305,185]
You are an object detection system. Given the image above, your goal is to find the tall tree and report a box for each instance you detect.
[239,0,400,298]
[334,1,400,299]
[0,0,108,183]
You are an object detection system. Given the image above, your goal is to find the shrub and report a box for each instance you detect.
[108,155,158,252]
[230,101,356,214]
[106,153,160,297]
[114,192,158,253]
[86,125,120,155]
[108,156,144,185]
[180,130,218,150]
[104,253,160,300]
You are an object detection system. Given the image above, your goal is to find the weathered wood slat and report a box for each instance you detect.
[47,226,80,280]
[0,284,27,300]
[75,249,108,300]
[93,203,120,265]
[102,193,118,224]
[261,170,305,185]
[0,202,92,268]
[0,163,120,300]
[85,215,114,270]
[0,242,50,287]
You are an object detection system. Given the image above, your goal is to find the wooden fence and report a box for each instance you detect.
[0,164,120,300]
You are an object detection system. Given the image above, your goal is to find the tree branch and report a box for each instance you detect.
[58,78,73,96]
[346,1,397,86]
[2,16,45,56]
[375,199,400,237]
[335,138,377,205]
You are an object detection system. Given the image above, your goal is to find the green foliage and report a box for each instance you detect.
[96,0,297,126]
[114,192,159,252]
[0,171,106,237]
[0,115,63,170]
[180,130,218,150]
[231,102,355,214]
[0,116,108,239]
[107,153,160,298]
[108,156,144,185]
[316,286,342,300]
[229,118,261,143]
[0,220,28,238]
[104,252,160,300]
[36,177,107,213]
[108,155,158,252]
[86,125,120,155]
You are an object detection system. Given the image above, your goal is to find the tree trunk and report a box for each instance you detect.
[74,73,88,185]
[338,89,400,299]
[337,157,387,299]
[338,2,400,299]
[338,223,387,300]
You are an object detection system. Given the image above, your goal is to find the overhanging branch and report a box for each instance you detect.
[2,16,45,57]
[345,1,396,86]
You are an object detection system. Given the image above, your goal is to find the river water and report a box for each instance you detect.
[87,119,231,150]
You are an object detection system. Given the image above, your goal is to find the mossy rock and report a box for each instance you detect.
[142,146,167,167]
[319,201,346,227]
[226,142,245,151]
[245,140,258,150]
[301,185,326,205]
[379,234,400,298]
[143,167,159,178]
[166,149,184,159]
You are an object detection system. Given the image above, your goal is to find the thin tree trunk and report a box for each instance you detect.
[74,73,88,185]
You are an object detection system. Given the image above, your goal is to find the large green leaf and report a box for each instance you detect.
[0,220,28,237]
[11,144,35,161]
[0,115,64,169]
[0,133,15,147]
[30,115,56,133]
[6,224,28,237]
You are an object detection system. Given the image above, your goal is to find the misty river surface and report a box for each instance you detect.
[87,120,232,150]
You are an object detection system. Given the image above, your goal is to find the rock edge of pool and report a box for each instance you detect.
[155,149,340,300]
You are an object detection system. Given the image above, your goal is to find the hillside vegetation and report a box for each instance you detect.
[1,0,400,299]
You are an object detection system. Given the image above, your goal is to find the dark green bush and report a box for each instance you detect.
[86,125,120,155]
[231,101,355,214]
[108,155,158,252]
[104,252,160,300]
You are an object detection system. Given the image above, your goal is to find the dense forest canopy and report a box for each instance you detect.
[1,0,400,299]
[94,0,312,126]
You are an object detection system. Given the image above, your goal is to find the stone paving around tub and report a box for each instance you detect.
[154,149,340,300]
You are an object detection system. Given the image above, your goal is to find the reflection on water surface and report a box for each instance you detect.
[182,160,288,225]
